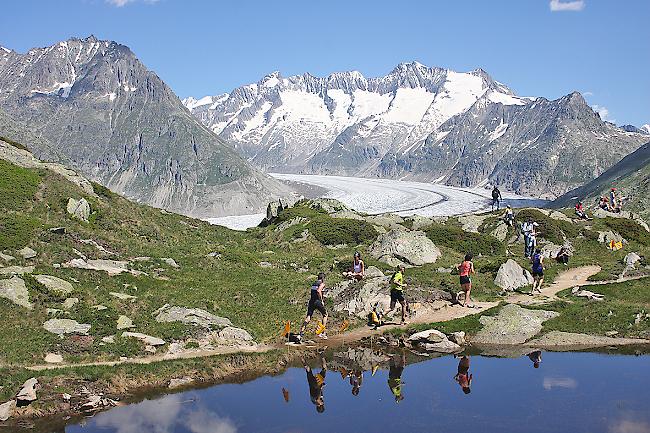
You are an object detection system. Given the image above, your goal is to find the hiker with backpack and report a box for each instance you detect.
[386,265,408,324]
[300,272,328,340]
[491,185,502,211]
[503,205,515,226]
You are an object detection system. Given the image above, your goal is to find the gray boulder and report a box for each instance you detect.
[330,277,389,318]
[597,230,625,245]
[67,198,91,222]
[0,400,16,421]
[161,258,179,268]
[216,326,254,344]
[473,304,559,345]
[494,259,534,291]
[16,378,38,404]
[43,318,91,336]
[407,329,447,343]
[407,329,461,353]
[154,305,232,329]
[0,265,35,276]
[458,214,489,233]
[526,331,649,349]
[624,252,642,269]
[0,276,32,309]
[17,247,37,259]
[490,222,509,242]
[34,275,74,295]
[369,230,441,267]
[62,297,79,309]
[571,286,605,301]
[62,258,130,276]
[0,252,15,263]
[117,315,134,330]
[309,198,349,214]
[593,208,650,232]
[404,215,435,230]
[449,331,467,345]
[121,332,165,346]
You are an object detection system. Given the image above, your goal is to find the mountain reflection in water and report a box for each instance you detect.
[62,347,649,433]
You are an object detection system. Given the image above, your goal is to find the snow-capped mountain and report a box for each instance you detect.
[185,63,647,198]
[0,36,291,217]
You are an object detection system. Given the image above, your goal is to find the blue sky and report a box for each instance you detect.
[1,0,648,126]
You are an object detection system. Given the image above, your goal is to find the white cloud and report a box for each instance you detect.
[106,0,159,7]
[550,0,585,12]
[592,104,616,123]
[583,91,594,97]
[543,377,577,390]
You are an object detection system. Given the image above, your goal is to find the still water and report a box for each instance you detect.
[56,348,650,433]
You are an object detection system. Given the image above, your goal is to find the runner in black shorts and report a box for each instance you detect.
[304,355,327,413]
[300,273,328,339]
[386,265,408,324]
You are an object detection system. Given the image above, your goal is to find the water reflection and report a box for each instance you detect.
[52,346,650,433]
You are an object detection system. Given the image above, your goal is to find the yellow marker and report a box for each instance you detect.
[339,367,348,379]
[282,321,291,337]
[315,322,326,335]
[372,364,379,376]
[339,320,350,333]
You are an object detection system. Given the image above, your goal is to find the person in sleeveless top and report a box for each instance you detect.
[300,272,328,339]
[457,254,476,308]
[530,248,544,295]
[343,251,365,280]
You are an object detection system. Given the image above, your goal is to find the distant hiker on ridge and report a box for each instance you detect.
[491,185,503,211]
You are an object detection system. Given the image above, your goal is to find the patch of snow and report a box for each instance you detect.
[183,95,213,111]
[488,121,509,142]
[641,124,650,134]
[0,46,11,54]
[103,92,117,101]
[382,87,436,125]
[487,91,527,106]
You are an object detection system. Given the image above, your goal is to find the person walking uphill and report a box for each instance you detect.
[530,248,544,295]
[386,265,408,324]
[300,273,328,339]
[491,185,503,211]
[457,254,476,308]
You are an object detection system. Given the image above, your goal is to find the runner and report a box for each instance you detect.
[388,352,406,403]
[609,188,618,212]
[503,205,515,226]
[349,369,363,396]
[300,273,328,339]
[457,254,476,308]
[343,251,365,281]
[530,248,544,295]
[454,355,473,395]
[386,265,408,324]
[491,185,502,211]
[304,355,327,413]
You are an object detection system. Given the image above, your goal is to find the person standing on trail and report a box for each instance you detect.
[386,265,408,324]
[491,186,503,211]
[609,188,618,212]
[530,248,544,295]
[503,205,515,226]
[457,254,476,308]
[304,355,327,413]
[300,273,328,340]
[388,352,406,403]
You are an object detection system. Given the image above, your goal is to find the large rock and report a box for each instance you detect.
[458,214,489,233]
[122,332,165,346]
[490,222,509,242]
[66,197,91,222]
[154,305,232,329]
[419,340,462,353]
[549,211,572,222]
[62,258,129,276]
[494,260,534,291]
[0,252,16,263]
[330,277,390,318]
[0,400,16,421]
[309,198,349,214]
[43,319,91,336]
[117,315,134,330]
[0,276,32,309]
[407,329,447,343]
[624,252,642,269]
[17,247,37,259]
[16,378,38,404]
[369,230,441,267]
[472,304,559,345]
[34,275,74,295]
[540,241,574,259]
[364,214,405,230]
[597,230,625,245]
[593,208,650,232]
[44,353,63,363]
[62,297,79,310]
[0,265,35,276]
[571,286,605,301]
[526,331,650,349]
[407,329,460,353]
[211,326,255,346]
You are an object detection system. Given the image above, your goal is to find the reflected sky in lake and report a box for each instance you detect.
[63,350,650,433]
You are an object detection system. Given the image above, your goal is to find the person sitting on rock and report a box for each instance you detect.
[556,246,570,266]
[343,251,365,280]
[454,355,473,394]
[598,196,609,211]
[503,205,515,226]
[386,265,408,324]
[530,248,544,295]
[574,201,589,220]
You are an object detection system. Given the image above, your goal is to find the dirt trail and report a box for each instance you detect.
[26,265,648,372]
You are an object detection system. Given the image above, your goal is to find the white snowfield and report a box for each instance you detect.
[207,174,546,230]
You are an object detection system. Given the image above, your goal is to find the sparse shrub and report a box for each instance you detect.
[604,217,650,246]
[310,217,378,246]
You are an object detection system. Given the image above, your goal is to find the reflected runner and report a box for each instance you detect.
[454,355,473,394]
[304,355,328,413]
[388,352,406,403]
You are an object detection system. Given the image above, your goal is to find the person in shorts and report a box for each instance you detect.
[304,355,327,413]
[300,273,328,339]
[530,248,544,295]
[457,254,476,308]
[386,265,408,324]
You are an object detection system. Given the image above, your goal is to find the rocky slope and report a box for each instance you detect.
[0,36,291,218]
[553,141,650,220]
[185,63,647,198]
